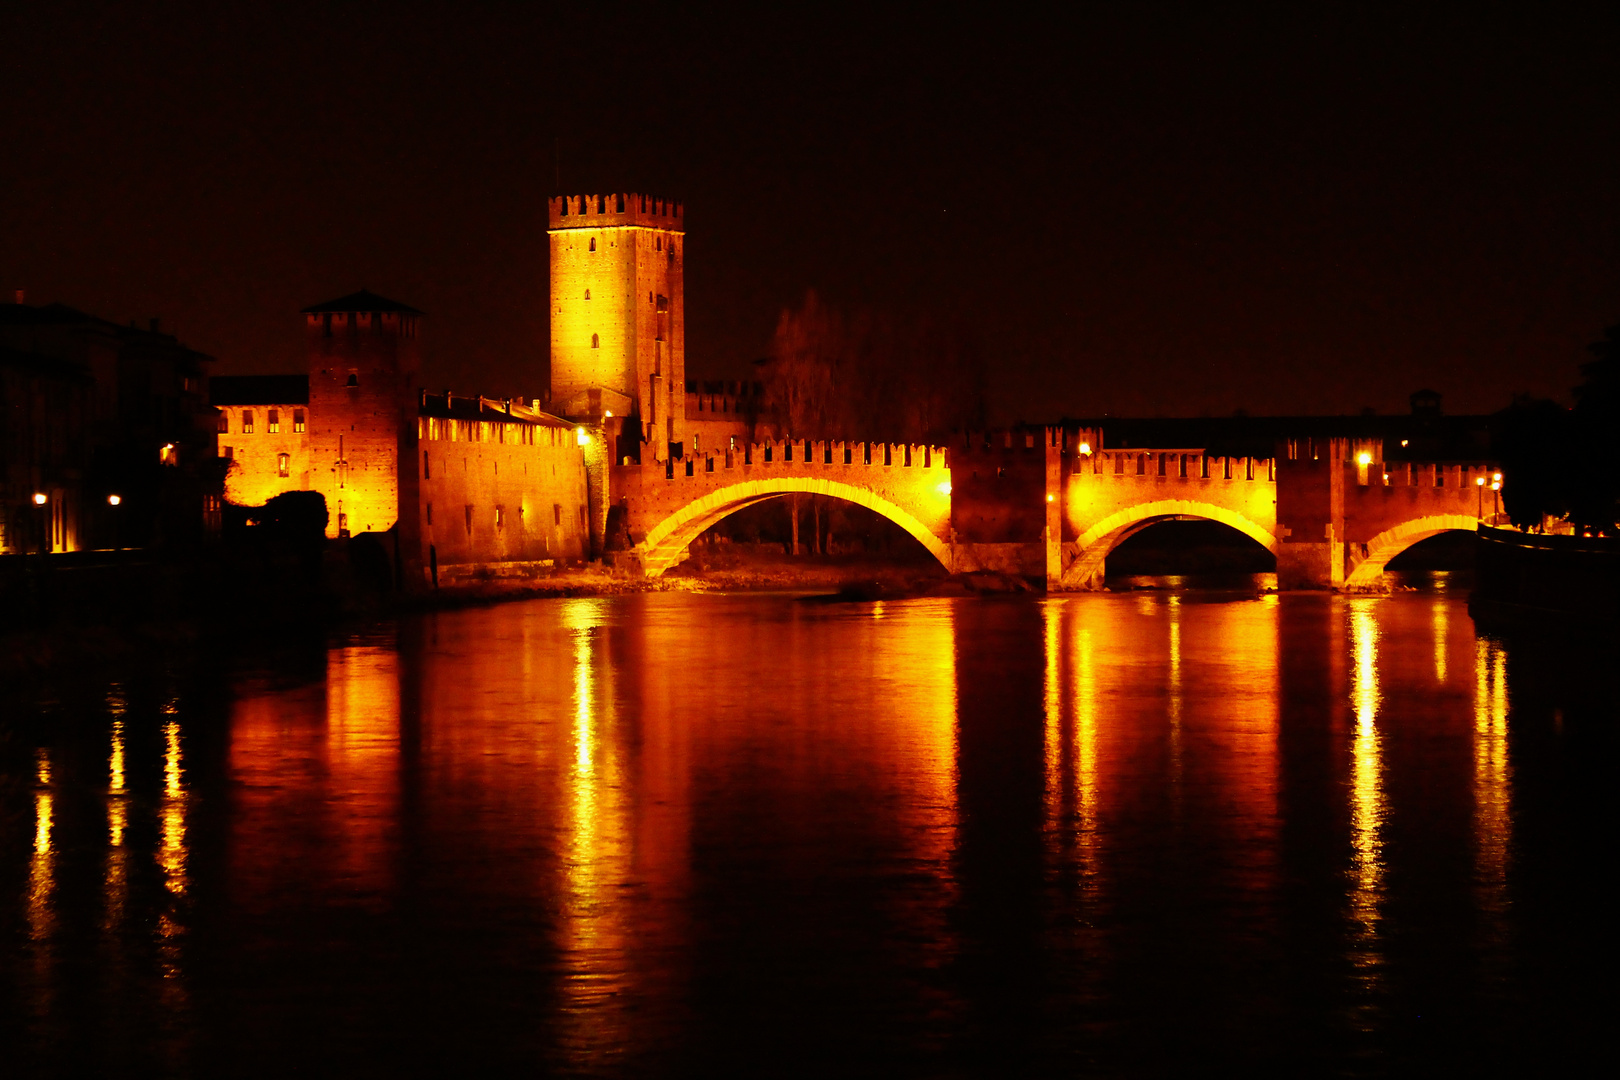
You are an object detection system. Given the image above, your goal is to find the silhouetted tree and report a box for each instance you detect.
[1492,395,1572,529]
[1571,324,1620,532]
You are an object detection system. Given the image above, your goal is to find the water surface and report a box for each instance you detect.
[2,590,1613,1075]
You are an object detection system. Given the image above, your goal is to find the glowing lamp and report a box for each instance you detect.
[1357,452,1372,466]
[1078,441,1092,455]
[936,481,952,496]
[1493,472,1502,483]
[604,410,612,418]
[1476,476,1486,486]
[1046,494,1055,502]
[32,492,47,505]
[1491,481,1501,491]
[575,427,590,446]
[1400,439,1409,447]
[107,494,121,506]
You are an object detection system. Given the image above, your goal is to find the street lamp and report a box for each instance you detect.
[1476,475,1486,519]
[107,494,121,506]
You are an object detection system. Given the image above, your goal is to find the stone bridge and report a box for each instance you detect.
[605,427,1496,589]
[609,439,953,576]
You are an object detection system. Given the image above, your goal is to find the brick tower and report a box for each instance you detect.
[302,290,423,541]
[548,193,686,462]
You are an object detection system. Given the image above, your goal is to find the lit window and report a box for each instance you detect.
[293,409,305,433]
[495,506,505,529]
[268,409,280,433]
[591,333,600,349]
[242,409,254,433]
[277,453,290,477]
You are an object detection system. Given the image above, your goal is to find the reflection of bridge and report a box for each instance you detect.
[607,427,1495,590]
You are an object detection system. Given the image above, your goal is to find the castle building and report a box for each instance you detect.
[214,290,590,581]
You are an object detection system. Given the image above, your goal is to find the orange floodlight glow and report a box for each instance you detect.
[936,481,952,496]
[575,427,590,446]
[32,493,46,506]
[1078,441,1092,455]
[1357,452,1372,466]
[1477,476,1486,486]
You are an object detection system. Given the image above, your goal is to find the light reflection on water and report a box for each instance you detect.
[1,589,1611,1074]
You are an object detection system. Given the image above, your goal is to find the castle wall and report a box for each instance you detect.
[219,403,312,506]
[417,415,590,569]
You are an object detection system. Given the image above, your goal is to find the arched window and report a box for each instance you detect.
[656,235,662,251]
[591,333,600,349]
[346,373,359,387]
[584,289,591,300]
[589,237,596,252]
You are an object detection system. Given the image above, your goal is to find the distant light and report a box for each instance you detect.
[604,410,612,418]
[32,492,47,506]
[1046,493,1055,502]
[1078,441,1092,455]
[1477,476,1486,486]
[1493,472,1502,483]
[1357,452,1372,466]
[575,427,590,446]
[1400,439,1409,447]
[1491,481,1501,491]
[107,494,121,506]
[936,481,952,496]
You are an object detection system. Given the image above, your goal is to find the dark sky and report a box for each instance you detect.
[5,2,1618,420]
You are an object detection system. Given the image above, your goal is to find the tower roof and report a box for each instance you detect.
[300,290,424,315]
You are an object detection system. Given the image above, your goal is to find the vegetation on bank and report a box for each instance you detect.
[1495,322,1620,534]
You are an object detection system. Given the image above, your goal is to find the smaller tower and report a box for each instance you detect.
[549,193,686,461]
[302,290,423,539]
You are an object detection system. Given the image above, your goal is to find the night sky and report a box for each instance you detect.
[5,3,1618,422]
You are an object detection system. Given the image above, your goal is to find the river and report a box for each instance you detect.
[2,585,1613,1075]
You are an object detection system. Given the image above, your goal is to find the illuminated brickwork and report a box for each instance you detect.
[303,294,422,539]
[417,396,590,569]
[549,194,685,460]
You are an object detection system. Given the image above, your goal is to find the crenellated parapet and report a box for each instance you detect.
[549,193,683,230]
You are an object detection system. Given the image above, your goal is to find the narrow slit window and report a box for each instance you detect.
[591,333,600,349]
[589,237,596,252]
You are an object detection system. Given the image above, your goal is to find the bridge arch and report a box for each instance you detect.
[635,477,951,576]
[1343,514,1478,589]
[1061,499,1279,590]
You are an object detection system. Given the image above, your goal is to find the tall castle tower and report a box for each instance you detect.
[302,290,423,541]
[549,193,685,461]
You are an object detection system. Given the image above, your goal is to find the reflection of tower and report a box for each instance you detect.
[548,194,685,461]
[303,291,423,540]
